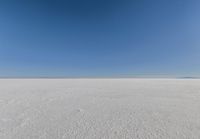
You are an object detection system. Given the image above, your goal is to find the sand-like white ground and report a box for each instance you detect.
[0,79,200,139]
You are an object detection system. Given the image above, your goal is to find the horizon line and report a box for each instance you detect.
[0,76,199,79]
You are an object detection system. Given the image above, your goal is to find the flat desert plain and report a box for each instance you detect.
[0,79,200,139]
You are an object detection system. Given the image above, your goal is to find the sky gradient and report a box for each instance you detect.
[0,0,200,77]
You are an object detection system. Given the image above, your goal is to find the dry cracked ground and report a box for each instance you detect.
[0,79,200,139]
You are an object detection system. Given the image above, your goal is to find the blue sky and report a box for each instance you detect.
[0,0,200,77]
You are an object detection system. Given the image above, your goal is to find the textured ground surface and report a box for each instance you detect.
[0,79,200,139]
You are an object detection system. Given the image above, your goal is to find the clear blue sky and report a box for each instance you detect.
[0,0,200,77]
